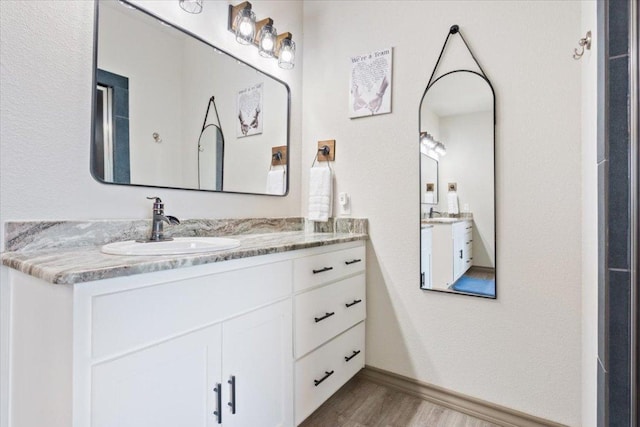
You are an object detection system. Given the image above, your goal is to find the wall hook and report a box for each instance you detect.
[573,30,592,60]
[152,132,162,143]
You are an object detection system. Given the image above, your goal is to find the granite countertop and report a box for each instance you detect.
[1,218,368,285]
[421,217,472,225]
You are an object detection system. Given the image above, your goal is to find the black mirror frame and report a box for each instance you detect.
[418,25,497,299]
[90,0,292,197]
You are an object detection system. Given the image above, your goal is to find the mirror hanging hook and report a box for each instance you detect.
[573,30,592,60]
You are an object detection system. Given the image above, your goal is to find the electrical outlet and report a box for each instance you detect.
[338,192,351,215]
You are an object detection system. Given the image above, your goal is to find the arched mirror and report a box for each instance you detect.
[419,26,496,298]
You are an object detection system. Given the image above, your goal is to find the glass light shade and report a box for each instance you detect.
[435,143,447,156]
[421,134,437,149]
[235,8,256,45]
[427,149,439,160]
[278,38,295,69]
[258,25,277,57]
[179,0,203,14]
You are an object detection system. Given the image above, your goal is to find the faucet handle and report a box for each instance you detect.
[147,196,164,214]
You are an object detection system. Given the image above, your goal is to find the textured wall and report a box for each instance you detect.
[301,1,583,424]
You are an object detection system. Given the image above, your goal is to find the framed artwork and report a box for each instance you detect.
[237,82,263,137]
[349,47,392,118]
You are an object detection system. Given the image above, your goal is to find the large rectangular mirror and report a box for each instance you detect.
[92,0,290,195]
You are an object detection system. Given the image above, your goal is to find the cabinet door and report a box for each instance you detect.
[222,300,293,427]
[92,324,222,427]
[420,228,432,289]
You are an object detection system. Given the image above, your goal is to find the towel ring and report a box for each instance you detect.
[311,145,332,170]
[270,151,285,171]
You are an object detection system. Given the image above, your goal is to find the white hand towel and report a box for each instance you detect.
[308,166,333,222]
[424,191,434,204]
[266,168,286,195]
[447,191,459,215]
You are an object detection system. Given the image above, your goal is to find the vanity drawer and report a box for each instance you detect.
[295,321,365,425]
[91,261,292,360]
[294,274,365,358]
[293,244,365,292]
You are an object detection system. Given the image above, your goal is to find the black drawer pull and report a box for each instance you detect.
[313,370,334,386]
[227,375,236,414]
[345,350,361,362]
[345,259,362,265]
[314,312,335,323]
[459,250,463,259]
[312,266,333,274]
[213,383,222,424]
[345,299,362,308]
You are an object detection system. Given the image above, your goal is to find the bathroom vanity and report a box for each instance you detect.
[1,222,367,427]
[426,219,473,291]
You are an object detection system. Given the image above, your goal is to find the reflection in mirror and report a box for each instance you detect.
[419,69,495,298]
[92,0,290,195]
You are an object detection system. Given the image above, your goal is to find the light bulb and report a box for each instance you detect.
[278,38,295,69]
[258,24,277,57]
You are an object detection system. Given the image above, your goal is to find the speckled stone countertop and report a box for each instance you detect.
[2,218,368,285]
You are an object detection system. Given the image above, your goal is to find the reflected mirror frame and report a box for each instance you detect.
[418,69,497,299]
[90,0,291,196]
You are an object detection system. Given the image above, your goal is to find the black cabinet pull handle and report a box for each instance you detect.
[345,350,361,362]
[345,259,362,265]
[313,266,333,274]
[314,312,335,323]
[313,370,334,386]
[345,299,362,308]
[227,376,236,414]
[459,250,463,259]
[213,383,222,424]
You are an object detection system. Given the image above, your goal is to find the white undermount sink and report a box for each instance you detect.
[101,237,241,256]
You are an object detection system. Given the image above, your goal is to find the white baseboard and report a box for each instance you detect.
[358,366,567,427]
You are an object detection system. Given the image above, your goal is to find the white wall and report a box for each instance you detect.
[580,1,598,426]
[0,0,303,251]
[302,1,583,425]
[438,111,495,267]
[98,3,186,187]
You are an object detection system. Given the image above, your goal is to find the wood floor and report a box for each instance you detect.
[300,375,501,427]
[463,267,495,281]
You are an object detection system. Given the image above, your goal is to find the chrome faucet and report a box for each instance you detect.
[428,207,443,219]
[141,197,180,242]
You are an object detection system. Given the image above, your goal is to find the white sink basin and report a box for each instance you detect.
[101,237,241,256]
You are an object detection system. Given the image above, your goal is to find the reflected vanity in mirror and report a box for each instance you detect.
[419,25,496,298]
[92,0,290,195]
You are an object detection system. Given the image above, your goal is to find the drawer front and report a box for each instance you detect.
[294,274,365,358]
[92,261,292,360]
[295,322,365,425]
[293,245,365,292]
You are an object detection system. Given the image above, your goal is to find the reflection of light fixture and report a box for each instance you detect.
[420,132,446,159]
[228,2,295,69]
[278,36,295,69]
[179,0,203,14]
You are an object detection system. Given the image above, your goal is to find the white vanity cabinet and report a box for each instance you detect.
[292,245,367,425]
[420,226,433,289]
[432,220,473,289]
[5,240,366,427]
[452,221,473,282]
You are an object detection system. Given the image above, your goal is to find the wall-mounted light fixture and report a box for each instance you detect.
[420,132,446,159]
[179,0,203,14]
[228,1,295,69]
